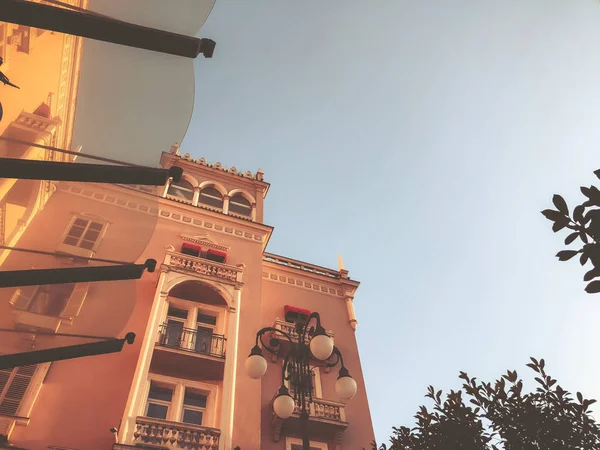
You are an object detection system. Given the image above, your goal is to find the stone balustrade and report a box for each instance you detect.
[292,398,346,423]
[165,251,243,283]
[133,416,220,450]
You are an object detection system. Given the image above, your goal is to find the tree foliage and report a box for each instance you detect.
[370,358,600,450]
[542,176,600,293]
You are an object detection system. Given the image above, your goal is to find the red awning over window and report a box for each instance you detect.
[206,249,227,263]
[284,305,311,317]
[181,243,201,257]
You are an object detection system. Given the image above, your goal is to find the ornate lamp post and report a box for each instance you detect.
[245,312,357,450]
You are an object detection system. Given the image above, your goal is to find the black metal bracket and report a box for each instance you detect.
[0,158,182,185]
[0,259,156,288]
[0,0,215,58]
[0,332,136,370]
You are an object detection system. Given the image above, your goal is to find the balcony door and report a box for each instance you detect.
[194,312,217,355]
[161,300,223,355]
[165,307,187,349]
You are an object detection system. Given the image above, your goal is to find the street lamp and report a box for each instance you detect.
[245,312,357,450]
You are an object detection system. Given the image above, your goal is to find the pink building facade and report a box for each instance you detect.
[1,144,375,450]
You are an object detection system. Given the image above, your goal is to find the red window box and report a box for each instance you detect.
[181,243,201,257]
[206,249,227,264]
[284,305,311,324]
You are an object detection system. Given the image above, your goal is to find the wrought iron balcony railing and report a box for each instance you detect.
[132,416,220,450]
[164,250,243,284]
[157,323,226,358]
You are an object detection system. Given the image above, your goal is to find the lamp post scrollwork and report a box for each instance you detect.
[245,312,357,450]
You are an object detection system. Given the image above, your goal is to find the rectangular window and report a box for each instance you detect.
[145,382,173,420]
[181,388,207,426]
[64,218,104,249]
[63,218,106,250]
[0,365,37,416]
[27,284,75,316]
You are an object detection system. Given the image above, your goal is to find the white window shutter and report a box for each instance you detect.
[0,365,37,416]
[60,282,90,319]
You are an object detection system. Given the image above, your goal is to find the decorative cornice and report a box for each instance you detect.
[165,145,266,182]
[261,270,345,298]
[181,234,230,251]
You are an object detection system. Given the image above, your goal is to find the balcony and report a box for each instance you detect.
[270,397,348,443]
[164,250,243,285]
[157,324,226,357]
[127,416,220,450]
[151,324,226,380]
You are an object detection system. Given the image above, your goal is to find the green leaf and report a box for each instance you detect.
[556,250,578,261]
[578,392,584,403]
[585,280,600,294]
[564,232,579,245]
[552,194,569,215]
[581,231,589,244]
[580,252,589,266]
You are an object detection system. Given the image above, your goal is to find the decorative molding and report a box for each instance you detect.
[262,271,344,298]
[59,184,267,244]
[181,234,230,251]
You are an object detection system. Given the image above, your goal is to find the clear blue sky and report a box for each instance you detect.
[180,0,600,443]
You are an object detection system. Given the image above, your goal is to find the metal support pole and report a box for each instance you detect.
[0,332,135,370]
[0,158,183,185]
[0,259,156,288]
[0,0,216,58]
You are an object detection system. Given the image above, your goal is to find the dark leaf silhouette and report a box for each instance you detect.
[553,194,568,215]
[545,175,600,293]
[379,359,600,450]
[565,232,579,245]
[583,268,600,282]
[574,205,585,222]
[556,250,578,261]
[541,209,565,222]
[585,281,600,294]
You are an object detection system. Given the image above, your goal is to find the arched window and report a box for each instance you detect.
[167,179,194,202]
[199,186,224,209]
[229,194,252,217]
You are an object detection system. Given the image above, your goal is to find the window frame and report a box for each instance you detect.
[142,374,218,427]
[181,387,208,426]
[228,193,252,216]
[58,214,108,256]
[144,380,174,421]
[283,360,322,399]
[286,437,328,450]
[161,299,223,355]
[167,179,195,202]
[198,186,224,209]
[0,363,50,421]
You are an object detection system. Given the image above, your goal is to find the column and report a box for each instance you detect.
[192,187,200,206]
[118,271,169,444]
[345,294,358,330]
[219,287,242,450]
[251,203,256,221]
[222,195,230,214]
[162,177,173,198]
